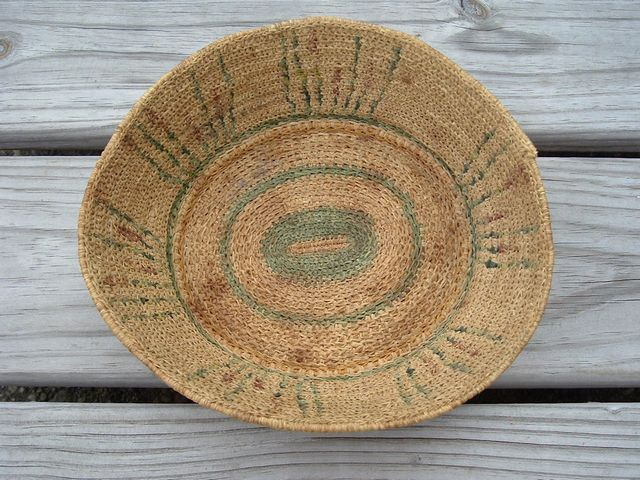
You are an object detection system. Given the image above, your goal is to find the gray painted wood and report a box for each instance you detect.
[1,1,639,150]
[1,156,638,388]
[0,402,638,479]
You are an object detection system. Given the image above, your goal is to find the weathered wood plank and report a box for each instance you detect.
[0,402,638,479]
[1,1,639,150]
[0,156,638,388]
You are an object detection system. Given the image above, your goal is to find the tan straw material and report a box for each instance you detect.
[78,17,553,431]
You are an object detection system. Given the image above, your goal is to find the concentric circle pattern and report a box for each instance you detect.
[175,121,471,374]
[78,17,553,431]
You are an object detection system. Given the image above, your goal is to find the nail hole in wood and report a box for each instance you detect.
[460,0,491,20]
[0,38,12,59]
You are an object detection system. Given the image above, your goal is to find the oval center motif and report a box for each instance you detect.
[261,207,377,281]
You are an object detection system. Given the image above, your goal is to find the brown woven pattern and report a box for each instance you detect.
[78,17,553,431]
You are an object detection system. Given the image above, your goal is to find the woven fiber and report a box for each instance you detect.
[78,17,553,431]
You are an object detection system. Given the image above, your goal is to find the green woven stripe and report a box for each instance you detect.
[291,34,312,114]
[368,46,402,116]
[189,71,219,146]
[343,36,361,110]
[218,53,237,136]
[261,207,377,281]
[279,36,297,112]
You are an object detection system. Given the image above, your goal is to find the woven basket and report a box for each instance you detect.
[78,17,553,431]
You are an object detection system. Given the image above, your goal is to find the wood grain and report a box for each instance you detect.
[0,402,638,479]
[0,156,638,388]
[1,1,639,150]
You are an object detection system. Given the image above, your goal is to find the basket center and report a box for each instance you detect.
[261,207,377,282]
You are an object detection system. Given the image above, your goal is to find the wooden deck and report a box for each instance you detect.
[2,403,638,479]
[1,1,639,478]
